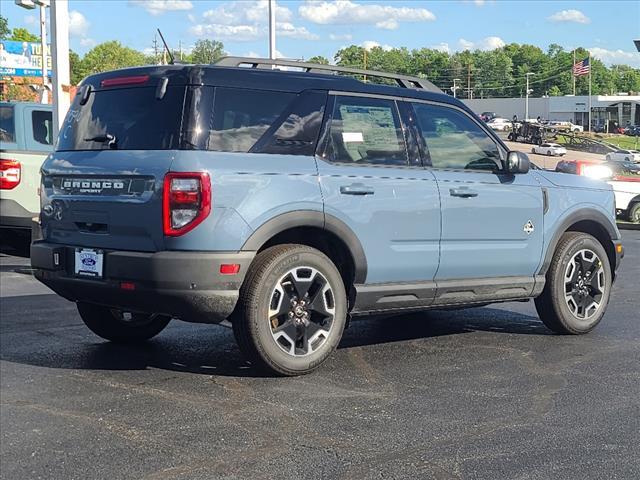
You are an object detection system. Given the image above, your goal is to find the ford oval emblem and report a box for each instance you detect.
[82,258,96,267]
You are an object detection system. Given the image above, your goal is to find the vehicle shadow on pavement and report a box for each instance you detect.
[1,296,550,378]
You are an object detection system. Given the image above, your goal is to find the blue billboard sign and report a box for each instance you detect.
[0,40,52,77]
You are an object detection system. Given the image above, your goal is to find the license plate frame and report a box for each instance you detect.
[74,248,104,278]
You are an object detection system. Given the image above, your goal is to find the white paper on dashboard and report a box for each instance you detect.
[342,132,364,143]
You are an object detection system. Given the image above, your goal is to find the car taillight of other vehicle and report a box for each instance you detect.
[0,159,21,190]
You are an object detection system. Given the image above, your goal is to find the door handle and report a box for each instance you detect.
[340,183,375,196]
[449,187,478,198]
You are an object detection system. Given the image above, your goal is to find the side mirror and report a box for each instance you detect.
[506,151,530,174]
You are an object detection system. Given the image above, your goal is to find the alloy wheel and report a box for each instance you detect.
[268,266,336,357]
[563,249,606,320]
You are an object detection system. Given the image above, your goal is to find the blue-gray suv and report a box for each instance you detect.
[31,58,624,375]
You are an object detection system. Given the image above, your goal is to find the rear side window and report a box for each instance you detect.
[32,110,53,145]
[0,105,15,144]
[412,103,502,171]
[323,95,408,166]
[207,87,295,153]
[57,86,185,151]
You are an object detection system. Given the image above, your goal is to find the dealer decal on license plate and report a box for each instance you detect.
[74,248,104,278]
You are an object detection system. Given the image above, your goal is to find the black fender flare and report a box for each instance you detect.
[241,210,368,283]
[538,208,619,276]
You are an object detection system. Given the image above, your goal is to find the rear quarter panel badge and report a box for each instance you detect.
[524,220,535,235]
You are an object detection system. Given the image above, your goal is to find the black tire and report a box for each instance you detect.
[535,232,612,334]
[628,202,640,224]
[77,302,171,343]
[233,245,347,376]
[507,132,515,141]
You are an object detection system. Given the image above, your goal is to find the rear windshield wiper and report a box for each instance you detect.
[84,133,117,148]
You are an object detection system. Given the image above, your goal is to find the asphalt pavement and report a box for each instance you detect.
[1,231,639,480]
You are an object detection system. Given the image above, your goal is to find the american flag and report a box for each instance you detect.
[573,57,590,76]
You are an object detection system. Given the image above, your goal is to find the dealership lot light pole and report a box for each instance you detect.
[525,72,534,120]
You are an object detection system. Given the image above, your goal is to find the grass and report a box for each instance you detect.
[554,133,639,151]
[596,135,639,150]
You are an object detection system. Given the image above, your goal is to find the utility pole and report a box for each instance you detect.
[467,63,472,99]
[50,0,70,138]
[363,49,367,83]
[38,1,48,104]
[452,78,460,98]
[178,40,182,61]
[572,49,576,96]
[268,0,276,60]
[152,34,159,63]
[525,72,534,120]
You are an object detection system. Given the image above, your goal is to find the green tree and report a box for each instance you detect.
[0,15,10,40]
[80,41,146,75]
[69,50,90,85]
[190,39,225,64]
[10,27,39,42]
[548,85,562,96]
[307,55,329,65]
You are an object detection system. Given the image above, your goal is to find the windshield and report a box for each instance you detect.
[57,86,185,151]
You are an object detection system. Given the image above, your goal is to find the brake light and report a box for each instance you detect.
[0,159,21,190]
[163,172,211,236]
[100,75,149,88]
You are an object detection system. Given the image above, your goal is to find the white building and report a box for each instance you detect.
[463,95,639,130]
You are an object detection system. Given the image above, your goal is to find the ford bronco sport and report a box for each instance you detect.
[31,58,623,375]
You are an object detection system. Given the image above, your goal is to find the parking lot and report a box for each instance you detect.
[0,230,638,480]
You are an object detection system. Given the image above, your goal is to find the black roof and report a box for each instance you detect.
[81,63,464,109]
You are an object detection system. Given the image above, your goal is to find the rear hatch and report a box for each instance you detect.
[40,69,188,251]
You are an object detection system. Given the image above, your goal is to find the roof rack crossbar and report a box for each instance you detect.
[214,56,440,92]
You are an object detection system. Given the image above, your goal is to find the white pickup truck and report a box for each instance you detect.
[1,102,53,233]
[609,179,640,223]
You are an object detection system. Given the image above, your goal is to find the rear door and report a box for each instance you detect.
[410,101,544,283]
[40,82,186,251]
[317,94,440,286]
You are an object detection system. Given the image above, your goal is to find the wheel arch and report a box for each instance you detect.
[539,208,619,279]
[241,211,368,286]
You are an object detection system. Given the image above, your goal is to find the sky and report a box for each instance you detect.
[2,0,640,67]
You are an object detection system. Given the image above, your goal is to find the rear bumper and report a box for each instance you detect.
[0,199,36,229]
[31,242,255,323]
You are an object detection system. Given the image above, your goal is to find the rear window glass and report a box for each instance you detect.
[0,105,15,144]
[32,110,53,145]
[57,86,185,151]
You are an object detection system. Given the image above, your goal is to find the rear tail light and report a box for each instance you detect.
[0,159,21,190]
[163,172,211,236]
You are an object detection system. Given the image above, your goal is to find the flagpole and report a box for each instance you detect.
[588,51,592,132]
[572,49,576,96]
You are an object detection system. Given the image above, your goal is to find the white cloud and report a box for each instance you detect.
[548,9,590,24]
[589,47,640,68]
[79,38,97,48]
[362,40,393,52]
[376,19,398,30]
[192,1,316,41]
[430,43,450,54]
[129,0,193,16]
[277,22,319,40]
[329,33,352,41]
[24,15,37,26]
[299,0,435,28]
[190,24,260,42]
[69,10,90,37]
[458,36,505,51]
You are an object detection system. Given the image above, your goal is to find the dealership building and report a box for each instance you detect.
[463,95,640,130]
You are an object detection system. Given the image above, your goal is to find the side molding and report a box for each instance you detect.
[241,210,368,283]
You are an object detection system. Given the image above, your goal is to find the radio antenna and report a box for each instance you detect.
[157,28,175,65]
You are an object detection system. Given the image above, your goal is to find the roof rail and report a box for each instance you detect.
[214,56,441,93]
